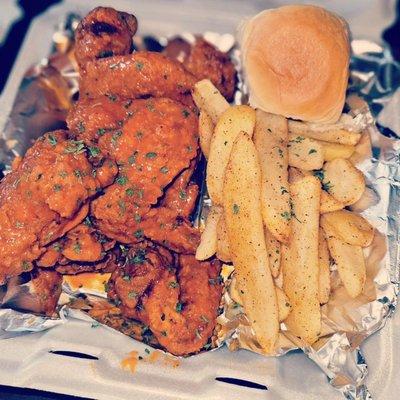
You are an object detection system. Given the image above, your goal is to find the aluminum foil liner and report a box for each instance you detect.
[1,12,400,400]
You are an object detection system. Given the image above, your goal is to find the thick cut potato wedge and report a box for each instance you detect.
[223,132,279,353]
[317,140,355,161]
[320,190,345,213]
[192,79,229,124]
[254,110,291,243]
[324,235,366,298]
[288,134,324,170]
[288,119,362,145]
[318,228,331,304]
[281,175,321,344]
[195,206,223,261]
[265,228,281,278]
[322,158,365,206]
[207,105,256,205]
[198,111,214,159]
[216,216,232,263]
[321,210,374,247]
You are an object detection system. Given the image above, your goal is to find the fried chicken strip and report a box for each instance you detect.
[75,6,137,70]
[0,131,117,283]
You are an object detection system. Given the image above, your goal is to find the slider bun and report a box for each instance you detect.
[239,5,350,123]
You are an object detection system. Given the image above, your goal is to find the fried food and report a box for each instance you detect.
[80,52,197,103]
[75,7,138,70]
[0,131,116,283]
[108,247,222,355]
[223,132,279,353]
[183,38,237,101]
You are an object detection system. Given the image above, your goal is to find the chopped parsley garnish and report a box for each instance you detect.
[314,169,325,181]
[160,166,169,174]
[128,151,138,165]
[128,290,137,299]
[309,148,317,154]
[111,130,122,146]
[118,200,126,215]
[74,169,83,179]
[48,134,57,146]
[169,281,179,289]
[322,181,333,192]
[83,216,93,227]
[134,229,143,238]
[182,109,190,118]
[280,186,289,195]
[125,188,135,197]
[97,128,107,136]
[281,211,292,221]
[135,131,143,139]
[116,175,128,185]
[73,242,81,254]
[179,190,187,200]
[233,204,240,214]
[134,213,141,223]
[176,302,183,312]
[21,261,31,271]
[65,140,85,155]
[130,249,146,264]
[122,275,131,282]
[53,184,62,192]
[53,242,62,252]
[59,171,68,178]
[77,121,85,133]
[89,146,100,157]
[135,61,144,71]
[145,152,157,159]
[105,93,117,102]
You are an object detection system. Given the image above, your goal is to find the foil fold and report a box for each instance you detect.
[0,12,400,400]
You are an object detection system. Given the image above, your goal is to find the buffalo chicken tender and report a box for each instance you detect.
[223,132,279,353]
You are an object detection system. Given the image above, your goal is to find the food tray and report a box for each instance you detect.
[0,1,398,399]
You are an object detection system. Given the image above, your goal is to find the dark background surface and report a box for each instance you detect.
[0,0,399,399]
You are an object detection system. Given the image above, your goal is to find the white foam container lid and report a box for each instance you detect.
[0,1,398,399]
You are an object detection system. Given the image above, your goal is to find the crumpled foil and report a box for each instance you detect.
[0,12,399,400]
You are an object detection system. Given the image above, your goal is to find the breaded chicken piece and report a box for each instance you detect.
[0,131,117,283]
[75,6,137,70]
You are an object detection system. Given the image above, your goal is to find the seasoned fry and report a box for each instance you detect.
[198,111,214,158]
[322,158,365,205]
[288,119,361,145]
[349,187,379,213]
[223,132,279,353]
[216,216,232,263]
[288,134,324,170]
[265,228,281,278]
[288,167,305,184]
[324,235,366,298]
[318,228,331,304]
[281,175,321,344]
[320,190,345,213]
[207,105,256,205]
[195,206,223,260]
[192,79,229,124]
[254,110,291,243]
[316,140,355,161]
[321,210,374,247]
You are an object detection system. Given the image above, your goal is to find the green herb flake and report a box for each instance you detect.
[111,130,122,146]
[169,281,179,289]
[48,134,57,146]
[134,213,142,223]
[145,152,157,159]
[74,169,83,179]
[128,290,137,299]
[116,175,128,186]
[179,189,187,200]
[135,61,144,71]
[280,186,289,195]
[131,249,146,264]
[145,348,150,354]
[118,200,126,215]
[21,261,31,271]
[106,93,117,102]
[322,181,333,192]
[65,140,85,155]
[314,169,325,181]
[89,146,100,157]
[53,184,62,192]
[176,302,183,312]
[233,204,240,214]
[15,221,23,228]
[58,171,68,178]
[97,128,107,136]
[182,109,190,118]
[134,229,144,239]
[200,315,209,323]
[122,275,131,282]
[73,242,81,254]
[308,148,317,154]
[126,188,135,197]
[91,322,100,328]
[53,242,62,252]
[160,166,169,174]
[128,151,138,165]
[77,121,85,133]
[135,131,143,139]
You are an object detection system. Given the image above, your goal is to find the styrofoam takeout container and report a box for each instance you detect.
[0,1,398,399]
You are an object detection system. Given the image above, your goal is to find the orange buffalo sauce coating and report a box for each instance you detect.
[120,351,139,373]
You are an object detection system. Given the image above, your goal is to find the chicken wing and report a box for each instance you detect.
[0,130,117,283]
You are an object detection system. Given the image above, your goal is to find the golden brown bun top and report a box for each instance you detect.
[239,5,350,123]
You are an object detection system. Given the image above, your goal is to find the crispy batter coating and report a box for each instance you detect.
[80,52,197,103]
[0,131,116,283]
[164,37,237,101]
[30,269,63,316]
[108,247,222,355]
[75,7,137,70]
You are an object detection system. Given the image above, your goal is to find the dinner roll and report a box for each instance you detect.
[239,5,350,123]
